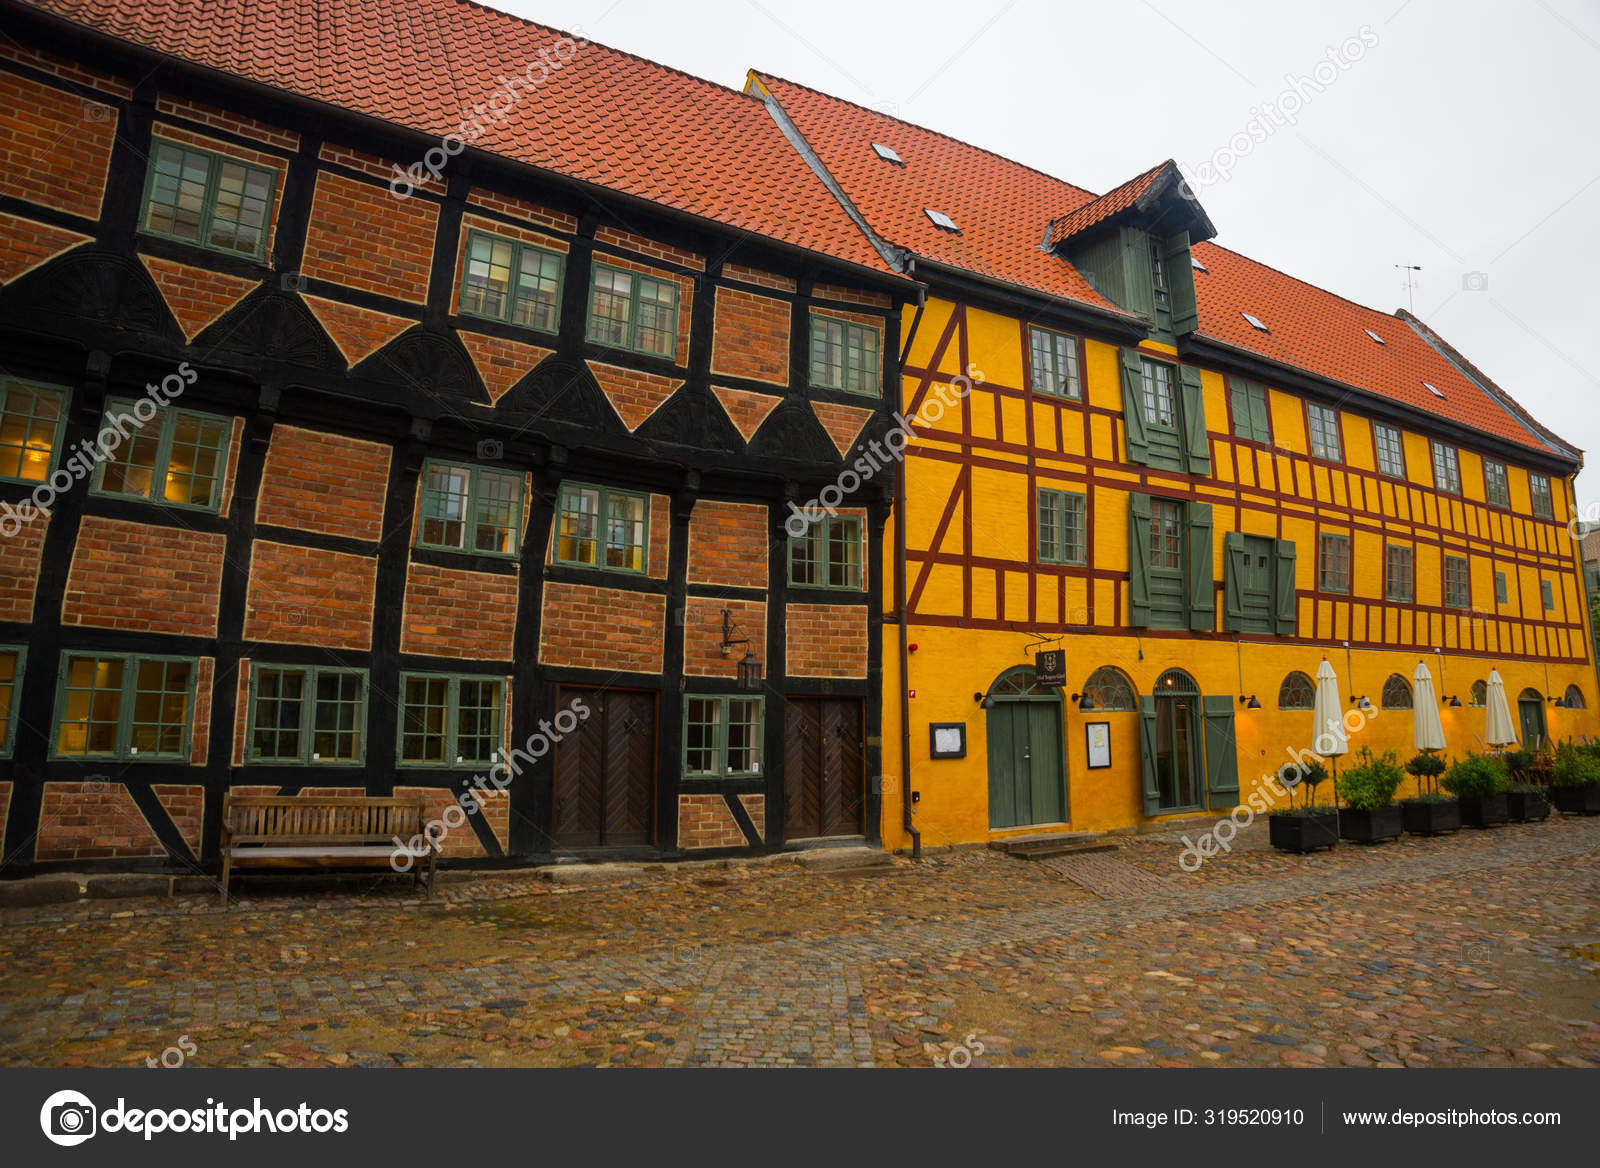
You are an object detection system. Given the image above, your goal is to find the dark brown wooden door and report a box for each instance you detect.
[783,697,864,839]
[553,688,656,848]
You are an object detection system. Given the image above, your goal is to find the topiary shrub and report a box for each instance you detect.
[1336,749,1405,811]
[1404,750,1448,799]
[1441,753,1510,799]
[1503,750,1536,781]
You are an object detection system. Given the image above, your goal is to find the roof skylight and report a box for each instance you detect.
[1241,312,1269,332]
[872,142,903,165]
[1364,328,1386,345]
[1424,381,1445,398]
[1191,255,1208,272]
[924,208,959,231]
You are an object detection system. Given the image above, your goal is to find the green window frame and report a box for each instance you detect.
[790,515,863,589]
[586,262,679,358]
[0,645,23,758]
[91,398,231,511]
[1495,571,1509,605]
[1229,377,1271,444]
[140,139,275,260]
[1028,326,1081,400]
[0,377,69,485]
[1529,473,1554,519]
[1140,357,1176,429]
[1036,488,1086,565]
[683,694,764,778]
[1374,422,1406,479]
[246,665,368,765]
[1542,579,1555,611]
[1384,543,1414,603]
[1307,403,1342,461]
[418,461,524,557]
[556,481,648,573]
[811,314,882,396]
[1319,532,1351,594]
[398,673,505,767]
[1443,555,1471,609]
[1484,459,1510,508]
[459,229,565,333]
[1432,441,1461,495]
[51,652,197,762]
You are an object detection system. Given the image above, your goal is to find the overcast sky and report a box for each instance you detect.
[496,0,1600,507]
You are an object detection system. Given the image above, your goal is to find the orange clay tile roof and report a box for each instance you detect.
[1044,160,1171,246]
[751,71,1573,460]
[16,0,898,278]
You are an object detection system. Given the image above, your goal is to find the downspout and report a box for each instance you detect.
[896,271,928,859]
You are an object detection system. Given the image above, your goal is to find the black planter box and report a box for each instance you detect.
[1552,786,1600,815]
[1459,794,1509,828]
[1339,805,1403,844]
[1401,798,1460,835]
[1506,789,1550,822]
[1269,811,1339,853]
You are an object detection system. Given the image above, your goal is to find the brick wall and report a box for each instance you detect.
[721,263,796,294]
[300,294,418,367]
[400,562,519,660]
[302,171,438,304]
[786,602,868,678]
[677,794,745,850]
[711,287,791,386]
[242,541,376,649]
[0,71,116,220]
[155,93,299,150]
[593,226,704,271]
[458,329,554,404]
[540,581,664,673]
[683,596,766,679]
[255,426,392,541]
[395,785,510,858]
[813,282,893,309]
[62,517,226,636]
[587,360,684,432]
[466,187,576,234]
[138,254,261,341]
[151,783,204,857]
[0,211,90,284]
[687,500,770,587]
[319,142,441,193]
[35,781,164,862]
[231,660,250,768]
[0,40,132,98]
[711,385,782,444]
[0,511,47,622]
[190,658,214,766]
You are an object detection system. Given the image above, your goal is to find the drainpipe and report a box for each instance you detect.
[896,273,928,859]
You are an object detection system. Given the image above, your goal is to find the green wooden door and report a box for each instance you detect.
[986,699,1066,829]
[1519,697,1546,751]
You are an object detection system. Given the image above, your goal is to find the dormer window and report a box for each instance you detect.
[871,142,903,165]
[1241,312,1269,332]
[924,208,959,232]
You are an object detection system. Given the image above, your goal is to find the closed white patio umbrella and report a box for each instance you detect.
[1485,669,1519,751]
[1413,662,1447,753]
[1312,658,1349,806]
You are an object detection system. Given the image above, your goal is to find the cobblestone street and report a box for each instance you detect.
[2,817,1597,1069]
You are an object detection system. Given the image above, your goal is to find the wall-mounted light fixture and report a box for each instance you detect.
[720,609,763,691]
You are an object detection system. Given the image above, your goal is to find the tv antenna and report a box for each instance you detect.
[1395,264,1421,314]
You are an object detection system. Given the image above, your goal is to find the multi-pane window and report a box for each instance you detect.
[811,315,882,396]
[1278,671,1316,710]
[683,695,763,778]
[459,230,564,332]
[1229,377,1271,444]
[93,400,230,510]
[1149,236,1169,315]
[419,462,523,556]
[1542,579,1555,611]
[790,515,862,589]
[587,264,678,358]
[1149,499,1183,570]
[399,674,504,767]
[1374,423,1406,479]
[1529,473,1554,519]
[556,482,648,572]
[1484,460,1510,508]
[1431,441,1461,494]
[53,653,195,761]
[1381,674,1414,710]
[1495,571,1509,605]
[141,140,274,259]
[1444,555,1471,609]
[1140,359,1176,429]
[1036,489,1086,565]
[1028,326,1081,400]
[0,647,21,758]
[247,665,367,764]
[1307,403,1342,461]
[0,379,67,484]
[1319,532,1351,594]
[1385,544,1414,603]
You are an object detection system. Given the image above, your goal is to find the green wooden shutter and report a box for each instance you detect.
[1224,531,1247,629]
[1164,231,1198,334]
[1120,226,1155,320]
[1202,695,1240,809]
[1275,539,1298,635]
[1120,348,1149,465]
[1139,696,1161,816]
[1180,365,1210,475]
[1248,384,1271,443]
[1186,501,1215,631]
[1129,492,1152,628]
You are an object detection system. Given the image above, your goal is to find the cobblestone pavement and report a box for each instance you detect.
[1,817,1597,1068]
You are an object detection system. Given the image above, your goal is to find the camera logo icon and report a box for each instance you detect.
[40,1089,97,1146]
[1461,271,1489,292]
[475,438,504,461]
[279,271,308,293]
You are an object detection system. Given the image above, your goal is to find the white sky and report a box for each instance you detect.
[493,0,1600,506]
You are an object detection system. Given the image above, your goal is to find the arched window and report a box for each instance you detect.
[1278,671,1315,710]
[1519,687,1543,704]
[1381,674,1413,710]
[1564,685,1586,709]
[1154,668,1200,695]
[1468,680,1487,708]
[988,666,1054,698]
[1079,667,1136,712]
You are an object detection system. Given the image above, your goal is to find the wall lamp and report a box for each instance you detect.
[1071,692,1097,711]
[1239,694,1260,709]
[1447,696,1462,707]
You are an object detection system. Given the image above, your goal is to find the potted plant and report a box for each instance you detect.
[1400,751,1458,835]
[1335,749,1405,843]
[1550,743,1600,815]
[1500,749,1549,821]
[1441,753,1510,828]
[1269,760,1339,853]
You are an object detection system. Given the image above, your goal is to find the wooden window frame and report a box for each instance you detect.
[1443,555,1471,609]
[0,644,23,759]
[418,460,524,559]
[90,398,232,512]
[1483,459,1511,509]
[1381,674,1414,710]
[1027,325,1082,401]
[810,313,883,397]
[1036,488,1086,566]
[1307,403,1343,462]
[1372,421,1406,479]
[586,261,680,358]
[50,651,198,762]
[0,377,70,486]
[397,672,505,769]
[245,664,369,766]
[1319,532,1352,595]
[789,514,864,590]
[1431,440,1462,495]
[458,228,565,334]
[555,481,649,574]
[1139,357,1177,431]
[139,138,275,261]
[1384,543,1415,603]
[682,693,764,779]
[1529,473,1554,519]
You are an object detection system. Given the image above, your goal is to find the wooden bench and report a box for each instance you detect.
[219,795,437,905]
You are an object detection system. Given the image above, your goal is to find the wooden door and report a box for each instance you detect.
[783,697,864,839]
[553,688,655,848]
[1519,697,1546,751]
[986,700,1066,829]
